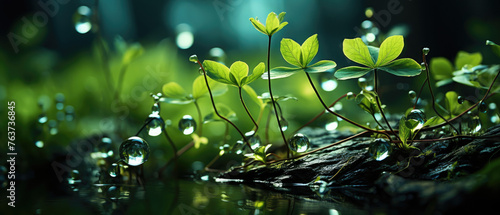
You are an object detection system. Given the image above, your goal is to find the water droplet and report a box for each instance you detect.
[107,186,120,200]
[109,163,118,177]
[321,79,338,91]
[422,47,430,56]
[151,93,162,102]
[233,140,245,154]
[73,6,93,34]
[209,47,226,63]
[280,117,288,131]
[309,180,329,194]
[289,133,310,153]
[368,138,392,161]
[48,120,58,135]
[421,62,426,71]
[346,92,355,100]
[38,113,48,124]
[361,20,373,29]
[151,102,160,115]
[365,8,374,18]
[178,115,196,135]
[325,119,338,131]
[457,96,464,104]
[479,101,488,113]
[489,102,497,110]
[491,115,500,123]
[176,24,194,49]
[407,109,426,132]
[189,54,199,63]
[35,140,44,148]
[365,33,376,43]
[119,136,150,166]
[219,144,231,155]
[358,78,367,89]
[408,90,416,99]
[468,116,482,134]
[55,93,65,110]
[245,131,261,150]
[68,170,81,185]
[146,114,164,136]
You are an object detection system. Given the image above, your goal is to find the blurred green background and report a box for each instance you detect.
[0,0,500,213]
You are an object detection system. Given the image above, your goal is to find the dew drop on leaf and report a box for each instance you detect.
[407,109,426,132]
[280,117,288,131]
[457,96,464,104]
[289,133,310,153]
[73,6,93,34]
[178,115,196,135]
[119,136,150,166]
[368,138,392,161]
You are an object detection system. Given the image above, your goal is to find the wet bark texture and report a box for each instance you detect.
[219,125,500,213]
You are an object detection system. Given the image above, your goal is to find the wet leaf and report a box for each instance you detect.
[376,35,404,67]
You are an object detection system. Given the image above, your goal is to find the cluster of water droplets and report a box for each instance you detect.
[35,93,76,148]
[368,138,392,161]
[145,94,165,137]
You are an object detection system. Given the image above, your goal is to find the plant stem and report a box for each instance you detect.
[267,36,290,157]
[422,52,459,134]
[194,101,203,136]
[135,117,154,136]
[373,70,398,142]
[265,106,272,145]
[238,87,258,131]
[197,61,254,152]
[304,72,390,138]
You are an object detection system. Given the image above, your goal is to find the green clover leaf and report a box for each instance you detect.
[265,34,337,79]
[335,35,421,80]
[162,76,227,104]
[204,60,265,87]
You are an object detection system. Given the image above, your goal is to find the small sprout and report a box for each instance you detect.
[249,12,288,36]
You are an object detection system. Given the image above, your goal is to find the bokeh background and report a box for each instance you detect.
[0,0,500,213]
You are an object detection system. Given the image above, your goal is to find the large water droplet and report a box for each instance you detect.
[468,116,482,134]
[178,115,196,135]
[245,131,261,150]
[119,136,150,166]
[368,138,392,161]
[73,6,93,34]
[289,133,310,153]
[176,24,194,49]
[407,109,426,132]
[457,96,464,104]
[146,114,164,137]
[321,79,338,91]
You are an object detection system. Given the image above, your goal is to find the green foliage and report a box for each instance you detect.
[203,60,265,87]
[486,40,500,58]
[445,91,472,117]
[249,12,288,36]
[355,90,381,115]
[245,144,272,163]
[162,76,228,104]
[267,34,337,79]
[335,35,421,80]
[203,103,237,123]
